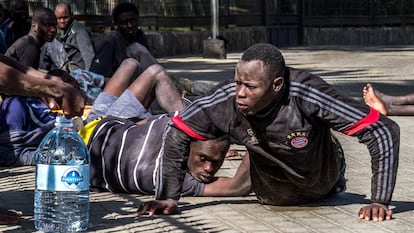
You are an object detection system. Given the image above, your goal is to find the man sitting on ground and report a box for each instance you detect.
[5,7,57,69]
[89,2,155,79]
[40,2,95,72]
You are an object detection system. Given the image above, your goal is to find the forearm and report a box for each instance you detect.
[203,153,251,196]
[155,125,192,200]
[0,63,71,99]
[204,177,251,197]
[359,116,400,204]
[0,55,55,80]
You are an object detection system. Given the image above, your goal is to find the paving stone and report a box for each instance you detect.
[2,46,414,232]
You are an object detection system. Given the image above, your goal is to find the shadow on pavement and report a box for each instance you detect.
[303,192,414,215]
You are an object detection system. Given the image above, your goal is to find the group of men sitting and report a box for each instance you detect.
[0,0,400,227]
[1,1,158,104]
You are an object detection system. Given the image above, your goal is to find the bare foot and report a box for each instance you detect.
[363,83,387,115]
[0,208,22,225]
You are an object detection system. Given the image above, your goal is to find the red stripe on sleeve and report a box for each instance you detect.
[342,107,380,136]
[171,114,208,140]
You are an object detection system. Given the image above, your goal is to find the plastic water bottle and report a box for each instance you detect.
[34,116,90,232]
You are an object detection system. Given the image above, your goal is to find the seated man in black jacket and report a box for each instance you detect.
[89,2,156,79]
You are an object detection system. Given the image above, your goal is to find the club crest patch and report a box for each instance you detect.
[287,131,309,148]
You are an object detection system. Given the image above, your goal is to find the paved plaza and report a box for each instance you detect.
[2,45,414,232]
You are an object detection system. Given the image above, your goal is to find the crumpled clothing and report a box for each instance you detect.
[70,69,105,104]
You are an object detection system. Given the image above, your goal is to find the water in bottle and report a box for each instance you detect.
[34,116,90,232]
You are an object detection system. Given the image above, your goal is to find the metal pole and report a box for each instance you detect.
[211,0,219,39]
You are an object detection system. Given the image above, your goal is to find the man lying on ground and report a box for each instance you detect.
[363,82,414,116]
[80,58,251,197]
[0,54,85,225]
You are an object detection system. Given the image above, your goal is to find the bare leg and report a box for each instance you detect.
[103,58,139,97]
[384,92,414,106]
[363,83,388,115]
[363,83,414,115]
[100,58,184,113]
[126,42,158,75]
[386,104,414,115]
[127,64,185,113]
[364,83,414,105]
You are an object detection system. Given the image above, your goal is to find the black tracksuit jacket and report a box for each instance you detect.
[156,67,400,206]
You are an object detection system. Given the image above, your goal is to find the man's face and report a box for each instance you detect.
[235,60,279,116]
[12,0,29,21]
[0,7,5,23]
[116,11,138,39]
[55,5,73,30]
[36,14,57,43]
[187,140,227,183]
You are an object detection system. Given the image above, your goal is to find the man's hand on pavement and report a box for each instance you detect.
[135,199,179,217]
[358,203,393,221]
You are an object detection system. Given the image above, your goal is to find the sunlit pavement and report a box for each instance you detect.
[2,45,414,232]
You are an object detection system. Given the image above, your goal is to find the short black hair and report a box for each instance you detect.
[191,134,232,156]
[112,2,138,23]
[32,7,55,23]
[241,43,286,80]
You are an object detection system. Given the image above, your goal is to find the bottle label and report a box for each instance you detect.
[36,164,90,191]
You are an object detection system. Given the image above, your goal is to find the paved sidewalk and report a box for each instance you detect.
[2,45,414,232]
